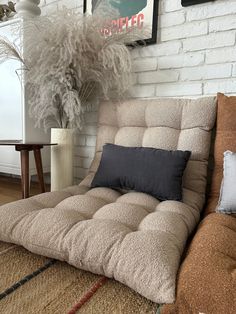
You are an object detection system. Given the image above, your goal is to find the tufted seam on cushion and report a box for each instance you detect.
[157,230,183,255]
[30,192,74,209]
[86,187,122,204]
[174,214,193,236]
[115,192,160,214]
[10,209,43,242]
[84,193,116,204]
[183,186,205,196]
[155,203,199,232]
[115,199,150,213]
[144,101,148,128]
[184,158,208,162]
[55,195,109,220]
[93,202,149,231]
[186,206,200,224]
[54,194,110,207]
[2,213,29,242]
[115,125,147,129]
[177,100,185,150]
[144,125,209,131]
[154,229,185,253]
[0,197,60,243]
[122,229,183,256]
[62,219,133,274]
[138,213,189,248]
[62,210,90,221]
[180,99,184,131]
[66,185,88,192]
[118,101,148,128]
[154,206,193,235]
[94,218,136,232]
[101,229,133,268]
[107,230,138,274]
[22,198,51,210]
[116,201,155,214]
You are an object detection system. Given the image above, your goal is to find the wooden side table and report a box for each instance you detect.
[0,141,57,199]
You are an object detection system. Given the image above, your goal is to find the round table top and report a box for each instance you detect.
[0,140,57,146]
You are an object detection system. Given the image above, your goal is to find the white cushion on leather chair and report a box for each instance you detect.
[217,151,236,214]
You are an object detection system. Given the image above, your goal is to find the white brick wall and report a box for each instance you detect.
[183,31,235,52]
[161,21,208,41]
[233,64,236,76]
[38,0,236,182]
[40,0,83,15]
[132,0,236,100]
[158,52,205,69]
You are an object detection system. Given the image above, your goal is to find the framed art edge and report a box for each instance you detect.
[181,0,215,7]
[83,0,159,46]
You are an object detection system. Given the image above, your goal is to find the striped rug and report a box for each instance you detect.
[0,241,159,314]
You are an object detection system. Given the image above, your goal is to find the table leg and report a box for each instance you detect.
[33,148,45,193]
[20,150,29,199]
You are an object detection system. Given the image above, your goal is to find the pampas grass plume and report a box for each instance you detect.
[0,7,145,130]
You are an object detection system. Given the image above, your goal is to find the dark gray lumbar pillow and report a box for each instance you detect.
[91,144,191,201]
[217,151,236,214]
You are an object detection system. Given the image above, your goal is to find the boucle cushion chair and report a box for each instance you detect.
[161,93,236,314]
[0,97,216,304]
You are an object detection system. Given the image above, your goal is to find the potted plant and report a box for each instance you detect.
[0,8,143,190]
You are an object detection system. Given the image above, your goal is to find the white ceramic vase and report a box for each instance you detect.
[51,128,74,191]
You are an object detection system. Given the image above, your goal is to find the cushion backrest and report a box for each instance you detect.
[206,93,236,214]
[89,97,217,212]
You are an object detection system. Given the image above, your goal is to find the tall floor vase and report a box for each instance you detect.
[51,128,74,191]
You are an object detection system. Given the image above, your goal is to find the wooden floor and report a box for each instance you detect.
[0,175,50,205]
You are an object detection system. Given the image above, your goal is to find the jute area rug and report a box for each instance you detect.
[0,241,160,314]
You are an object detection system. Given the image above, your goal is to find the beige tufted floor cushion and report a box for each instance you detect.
[0,98,216,303]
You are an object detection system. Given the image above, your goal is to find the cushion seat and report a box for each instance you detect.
[0,184,199,303]
[0,97,216,303]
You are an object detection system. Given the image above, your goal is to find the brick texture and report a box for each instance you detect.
[183,31,235,52]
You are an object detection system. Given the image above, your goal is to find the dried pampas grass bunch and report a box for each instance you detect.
[0,36,23,64]
[0,7,144,130]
